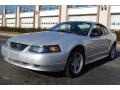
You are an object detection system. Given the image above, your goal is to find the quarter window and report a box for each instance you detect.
[102,26,109,34]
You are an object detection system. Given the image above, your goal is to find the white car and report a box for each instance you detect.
[1,21,117,77]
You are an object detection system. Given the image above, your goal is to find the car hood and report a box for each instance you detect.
[8,31,86,45]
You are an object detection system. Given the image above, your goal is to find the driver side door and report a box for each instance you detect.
[86,24,109,63]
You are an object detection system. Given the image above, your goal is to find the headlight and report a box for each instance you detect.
[29,45,61,53]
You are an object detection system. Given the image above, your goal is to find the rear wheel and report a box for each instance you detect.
[65,48,84,77]
[108,44,116,60]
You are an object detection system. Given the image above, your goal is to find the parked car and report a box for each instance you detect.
[1,21,117,77]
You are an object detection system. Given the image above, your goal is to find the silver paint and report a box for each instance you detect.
[1,21,116,71]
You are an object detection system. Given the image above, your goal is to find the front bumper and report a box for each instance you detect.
[1,45,67,72]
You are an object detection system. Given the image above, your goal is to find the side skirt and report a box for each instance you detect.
[85,55,108,65]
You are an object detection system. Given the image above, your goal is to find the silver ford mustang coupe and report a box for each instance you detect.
[1,21,116,77]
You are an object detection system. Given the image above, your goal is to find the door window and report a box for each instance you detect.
[90,24,104,37]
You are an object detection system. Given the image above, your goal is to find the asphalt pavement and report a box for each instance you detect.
[0,35,120,85]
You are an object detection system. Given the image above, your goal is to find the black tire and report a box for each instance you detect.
[65,48,85,77]
[108,44,116,60]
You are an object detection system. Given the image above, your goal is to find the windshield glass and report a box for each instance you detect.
[49,22,92,36]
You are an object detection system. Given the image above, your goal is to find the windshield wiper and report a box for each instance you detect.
[58,30,72,33]
[49,29,72,33]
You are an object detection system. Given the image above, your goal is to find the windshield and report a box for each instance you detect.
[49,22,92,36]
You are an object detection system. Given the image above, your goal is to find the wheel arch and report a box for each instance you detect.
[67,44,86,62]
[110,40,117,49]
[113,41,116,46]
[108,40,117,53]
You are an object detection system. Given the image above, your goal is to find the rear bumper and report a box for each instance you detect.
[1,45,68,72]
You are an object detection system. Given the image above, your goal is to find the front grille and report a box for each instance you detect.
[11,42,28,51]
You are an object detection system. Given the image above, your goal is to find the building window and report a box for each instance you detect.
[0,5,5,15]
[40,5,60,11]
[20,5,34,13]
[6,5,16,14]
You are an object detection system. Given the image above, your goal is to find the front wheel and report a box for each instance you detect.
[65,48,84,77]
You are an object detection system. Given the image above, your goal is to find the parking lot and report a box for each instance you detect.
[0,35,120,85]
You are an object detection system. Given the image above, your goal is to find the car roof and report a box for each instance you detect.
[61,21,103,25]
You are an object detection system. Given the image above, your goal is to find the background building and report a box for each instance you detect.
[0,5,120,30]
